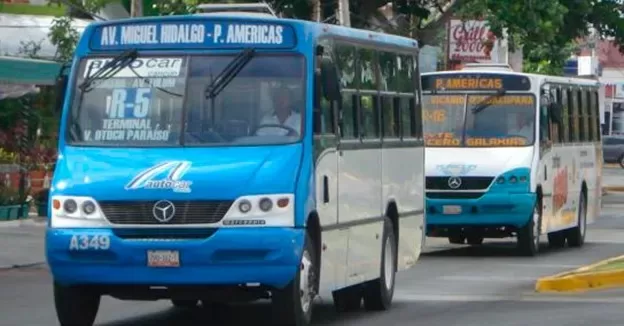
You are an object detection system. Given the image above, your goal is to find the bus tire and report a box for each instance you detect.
[171,299,199,308]
[566,192,587,247]
[363,217,397,311]
[517,197,542,256]
[54,282,100,326]
[272,233,316,326]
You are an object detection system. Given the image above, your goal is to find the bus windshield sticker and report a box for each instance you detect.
[90,21,296,50]
[125,161,193,193]
[421,73,531,91]
[84,57,184,78]
[465,137,528,147]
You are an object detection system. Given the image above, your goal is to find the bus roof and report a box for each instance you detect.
[80,14,418,53]
[421,69,600,87]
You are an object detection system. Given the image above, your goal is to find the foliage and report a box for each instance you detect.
[46,0,624,75]
[0,2,67,16]
[0,149,17,164]
[0,185,29,205]
[49,16,81,63]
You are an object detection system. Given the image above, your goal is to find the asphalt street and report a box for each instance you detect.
[1,176,624,325]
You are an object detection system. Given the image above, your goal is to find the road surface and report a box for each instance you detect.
[1,195,624,326]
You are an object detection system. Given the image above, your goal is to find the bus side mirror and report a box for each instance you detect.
[320,57,341,101]
[54,75,68,114]
[549,102,563,124]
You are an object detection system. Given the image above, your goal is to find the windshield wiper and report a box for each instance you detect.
[79,49,138,92]
[205,48,255,99]
[471,89,506,114]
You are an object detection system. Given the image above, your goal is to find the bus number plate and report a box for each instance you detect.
[443,205,462,215]
[147,250,180,267]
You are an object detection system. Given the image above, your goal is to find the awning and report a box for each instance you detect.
[0,56,62,86]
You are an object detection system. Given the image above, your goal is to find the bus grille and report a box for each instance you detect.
[99,200,233,225]
[426,176,494,190]
[426,192,485,199]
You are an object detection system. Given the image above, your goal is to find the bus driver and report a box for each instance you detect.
[255,88,301,136]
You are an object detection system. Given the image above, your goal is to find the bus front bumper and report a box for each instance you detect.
[426,192,536,229]
[46,227,304,289]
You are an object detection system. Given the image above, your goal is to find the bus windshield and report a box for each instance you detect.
[67,53,305,147]
[423,94,536,147]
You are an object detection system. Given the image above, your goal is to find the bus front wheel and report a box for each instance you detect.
[517,198,542,256]
[566,192,587,247]
[54,282,100,326]
[272,233,317,326]
[363,217,397,311]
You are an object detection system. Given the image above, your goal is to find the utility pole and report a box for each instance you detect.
[337,0,350,26]
[311,0,321,22]
[130,0,143,17]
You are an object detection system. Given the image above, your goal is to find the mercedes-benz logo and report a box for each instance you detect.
[448,176,462,189]
[152,200,176,223]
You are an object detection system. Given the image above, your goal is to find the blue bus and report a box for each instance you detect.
[46,11,426,326]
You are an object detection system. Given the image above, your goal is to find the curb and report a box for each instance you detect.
[536,255,624,293]
[0,216,46,228]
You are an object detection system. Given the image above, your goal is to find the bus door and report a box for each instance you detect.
[313,41,346,291]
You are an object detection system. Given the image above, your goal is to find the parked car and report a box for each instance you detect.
[602,135,624,168]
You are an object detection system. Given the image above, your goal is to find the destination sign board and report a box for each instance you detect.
[421,73,531,91]
[89,20,297,51]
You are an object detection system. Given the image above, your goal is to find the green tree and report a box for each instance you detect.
[342,0,624,74]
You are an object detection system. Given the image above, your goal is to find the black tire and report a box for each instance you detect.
[517,197,542,256]
[54,282,100,326]
[466,235,484,246]
[566,192,587,247]
[332,286,362,312]
[547,231,566,248]
[448,234,465,244]
[272,233,317,326]
[363,217,397,311]
[171,299,199,308]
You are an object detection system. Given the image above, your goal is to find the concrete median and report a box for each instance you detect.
[536,255,624,293]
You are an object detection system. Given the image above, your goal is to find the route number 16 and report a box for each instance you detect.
[106,88,151,119]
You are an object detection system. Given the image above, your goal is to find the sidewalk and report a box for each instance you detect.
[0,215,46,270]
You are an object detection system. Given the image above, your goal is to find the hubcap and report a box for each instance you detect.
[532,204,540,247]
[580,197,586,236]
[383,237,395,290]
[299,250,314,313]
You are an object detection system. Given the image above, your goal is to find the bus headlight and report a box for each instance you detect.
[51,195,107,228]
[222,194,294,227]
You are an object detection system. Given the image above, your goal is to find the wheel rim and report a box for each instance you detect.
[580,197,586,236]
[532,204,540,248]
[383,237,395,290]
[299,250,314,313]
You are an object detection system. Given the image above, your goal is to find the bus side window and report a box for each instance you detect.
[313,40,337,135]
[539,88,551,143]
[335,42,358,139]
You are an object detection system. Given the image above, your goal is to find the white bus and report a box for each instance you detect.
[421,65,602,256]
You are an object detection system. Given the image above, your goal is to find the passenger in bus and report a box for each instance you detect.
[509,111,534,139]
[255,88,301,136]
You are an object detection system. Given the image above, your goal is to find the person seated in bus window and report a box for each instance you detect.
[256,88,301,136]
[509,112,534,139]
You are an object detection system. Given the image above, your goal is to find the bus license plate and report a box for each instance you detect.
[443,205,462,215]
[147,250,180,267]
